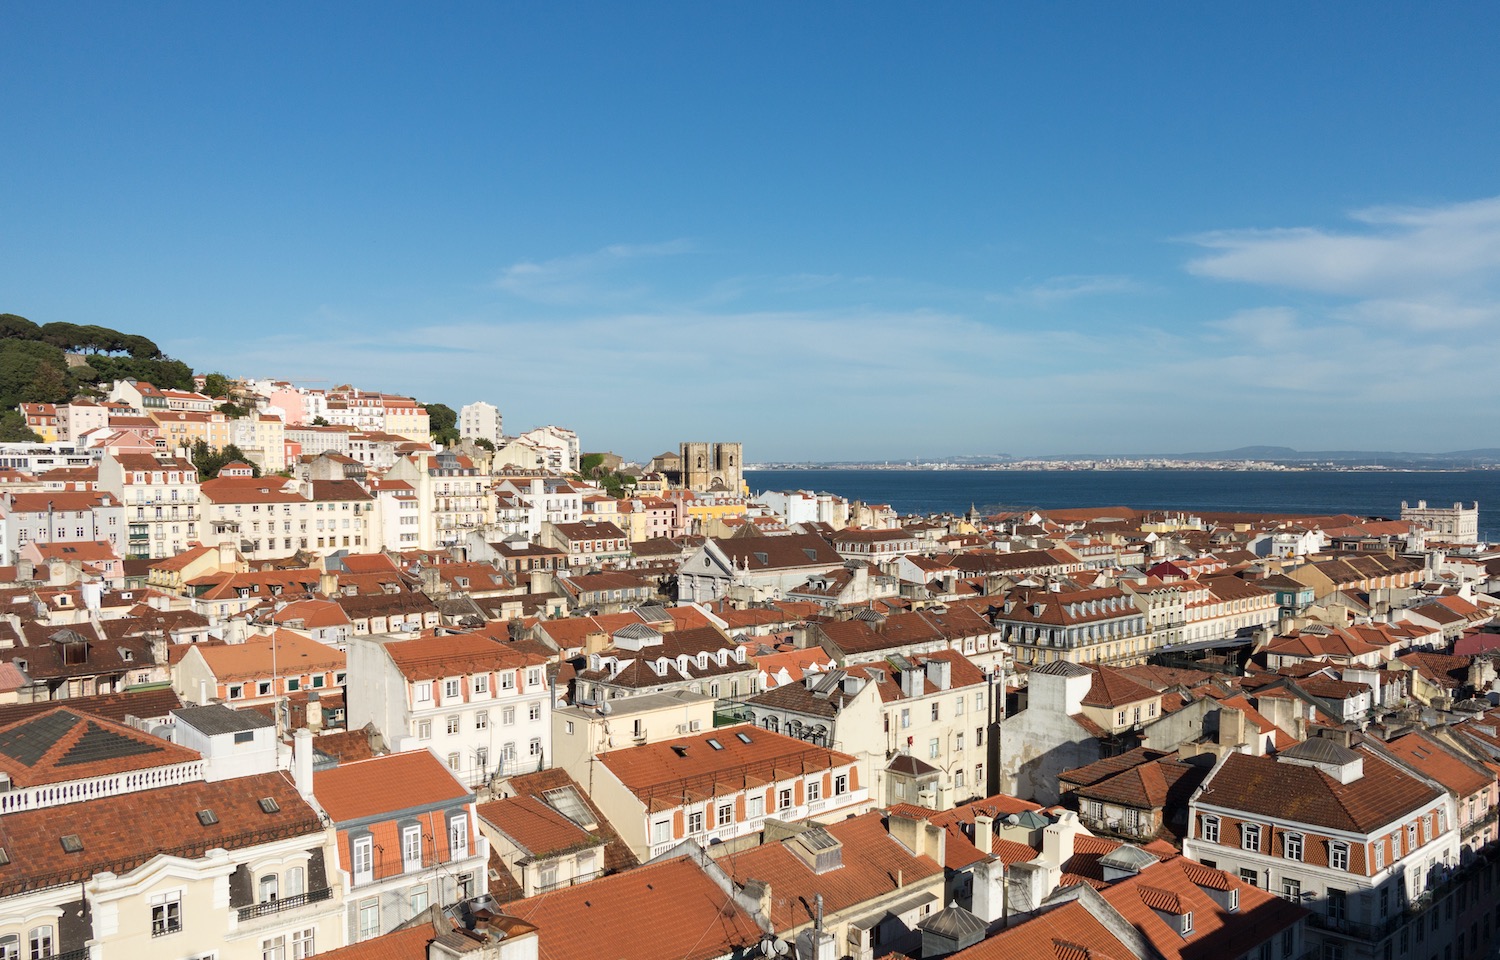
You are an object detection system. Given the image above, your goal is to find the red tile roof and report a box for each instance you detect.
[314,751,470,822]
[598,726,855,806]
[0,771,321,896]
[724,812,944,929]
[0,707,202,787]
[498,855,762,960]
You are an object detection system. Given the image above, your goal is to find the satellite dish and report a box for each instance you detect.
[598,701,613,715]
[774,939,789,955]
[761,941,776,957]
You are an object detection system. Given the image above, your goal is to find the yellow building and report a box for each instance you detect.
[152,409,234,452]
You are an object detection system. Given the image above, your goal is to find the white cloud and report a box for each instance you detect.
[493,239,695,305]
[1186,195,1500,297]
[992,274,1143,306]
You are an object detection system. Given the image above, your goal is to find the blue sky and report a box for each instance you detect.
[4,3,1500,461]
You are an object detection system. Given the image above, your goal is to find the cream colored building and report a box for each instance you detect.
[97,452,202,559]
[0,768,343,960]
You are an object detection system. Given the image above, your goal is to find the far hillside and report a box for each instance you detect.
[1,312,197,439]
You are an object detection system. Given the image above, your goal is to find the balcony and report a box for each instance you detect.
[236,886,333,922]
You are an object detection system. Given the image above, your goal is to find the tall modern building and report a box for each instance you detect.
[459,401,503,445]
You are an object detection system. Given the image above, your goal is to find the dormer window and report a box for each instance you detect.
[1180,911,1193,936]
[1241,823,1261,852]
[1284,832,1303,861]
[1228,888,1239,912]
[1330,840,1350,871]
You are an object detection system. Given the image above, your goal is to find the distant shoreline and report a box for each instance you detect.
[746,464,1496,473]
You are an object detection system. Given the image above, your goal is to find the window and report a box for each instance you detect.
[528,738,542,757]
[1285,832,1303,861]
[263,935,287,960]
[291,929,316,960]
[259,873,279,903]
[1239,867,1258,887]
[457,873,474,900]
[446,752,460,770]
[807,779,821,802]
[527,666,543,687]
[450,815,469,858]
[719,802,734,825]
[1242,823,1261,852]
[416,719,432,740]
[28,927,52,960]
[652,819,672,843]
[931,703,940,721]
[476,710,489,730]
[151,891,182,936]
[1328,888,1347,922]
[416,681,433,702]
[688,810,704,833]
[444,678,461,699]
[0,936,17,960]
[357,897,380,940]
[529,701,542,721]
[1281,877,1301,902]
[500,671,516,690]
[747,795,764,818]
[834,773,848,795]
[502,706,516,725]
[472,674,489,695]
[1181,911,1193,935]
[287,866,305,897]
[778,787,793,810]
[928,738,940,759]
[1331,840,1350,871]
[409,885,429,915]
[900,708,910,729]
[956,733,965,752]
[1117,710,1127,726]
[353,836,374,884]
[954,695,964,715]
[1202,816,1220,843]
[228,683,243,699]
[403,824,422,871]
[446,715,460,735]
[1374,839,1386,870]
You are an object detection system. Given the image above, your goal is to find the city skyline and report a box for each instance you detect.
[4,4,1499,459]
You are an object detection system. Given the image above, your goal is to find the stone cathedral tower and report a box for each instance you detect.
[679,441,744,492]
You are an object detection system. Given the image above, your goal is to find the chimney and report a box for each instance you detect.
[306,691,323,734]
[924,657,952,691]
[293,727,314,799]
[973,813,994,853]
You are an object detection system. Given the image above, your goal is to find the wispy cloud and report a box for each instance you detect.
[992,273,1143,306]
[1186,195,1500,297]
[493,239,695,305]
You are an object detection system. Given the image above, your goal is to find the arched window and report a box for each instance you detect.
[259,873,279,903]
[287,865,306,897]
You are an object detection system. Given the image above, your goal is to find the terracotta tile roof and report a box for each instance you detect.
[598,726,855,805]
[304,925,435,960]
[1081,665,1161,708]
[1381,731,1491,798]
[1097,855,1306,960]
[498,854,762,960]
[0,706,201,787]
[707,533,844,571]
[1197,746,1444,834]
[948,896,1132,960]
[500,767,639,874]
[0,771,321,896]
[191,631,345,682]
[478,793,600,858]
[0,687,181,728]
[724,811,944,929]
[314,750,470,822]
[383,632,549,682]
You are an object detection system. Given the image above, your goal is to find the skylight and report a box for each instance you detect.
[197,809,219,826]
[60,835,83,853]
[707,738,724,750]
[736,732,752,744]
[258,797,281,814]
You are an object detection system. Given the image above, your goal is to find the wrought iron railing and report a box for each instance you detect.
[236,886,333,922]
